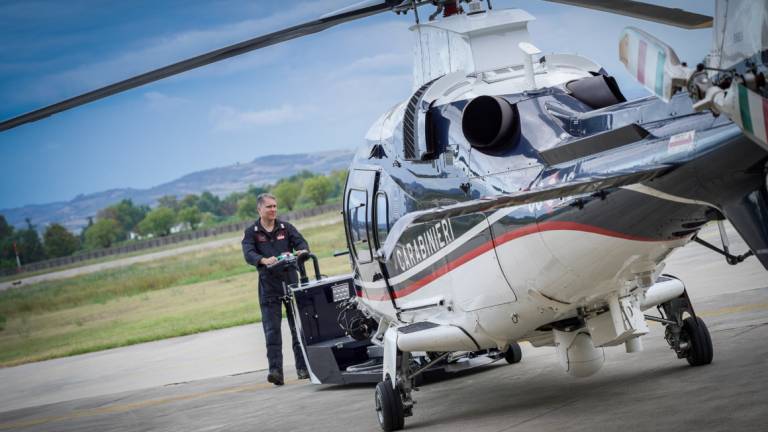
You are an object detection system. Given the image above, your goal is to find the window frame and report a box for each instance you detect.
[346,188,372,264]
[373,191,389,249]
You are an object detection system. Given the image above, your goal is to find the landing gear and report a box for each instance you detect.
[681,316,713,366]
[504,342,523,364]
[375,378,405,431]
[656,287,714,366]
[375,350,417,432]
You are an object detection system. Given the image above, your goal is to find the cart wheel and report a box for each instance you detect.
[683,316,713,366]
[504,342,523,364]
[375,378,404,431]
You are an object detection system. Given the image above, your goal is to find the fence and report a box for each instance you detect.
[2,203,341,277]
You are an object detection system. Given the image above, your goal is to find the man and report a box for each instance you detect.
[242,193,310,386]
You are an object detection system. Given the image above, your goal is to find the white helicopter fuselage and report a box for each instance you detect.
[347,7,718,373]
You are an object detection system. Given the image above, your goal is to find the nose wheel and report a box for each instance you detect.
[680,316,713,366]
[375,378,406,431]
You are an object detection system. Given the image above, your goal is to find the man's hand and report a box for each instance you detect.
[260,256,278,266]
[295,249,308,256]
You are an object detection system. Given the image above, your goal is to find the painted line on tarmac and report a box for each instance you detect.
[0,379,303,430]
[2,303,768,430]
[698,302,768,317]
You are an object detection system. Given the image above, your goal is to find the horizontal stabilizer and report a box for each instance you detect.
[380,164,670,261]
[540,124,650,165]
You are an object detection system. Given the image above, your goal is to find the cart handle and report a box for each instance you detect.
[297,252,322,283]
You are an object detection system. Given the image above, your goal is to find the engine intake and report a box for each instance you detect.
[566,74,627,109]
[461,95,519,150]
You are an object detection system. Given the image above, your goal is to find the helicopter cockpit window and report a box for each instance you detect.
[374,192,389,247]
[347,189,372,263]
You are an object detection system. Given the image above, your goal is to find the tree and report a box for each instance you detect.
[0,215,16,271]
[236,195,260,220]
[272,181,301,211]
[284,170,316,183]
[43,224,80,258]
[157,195,179,212]
[301,176,333,206]
[219,193,241,217]
[137,207,176,237]
[180,194,200,209]
[97,199,149,239]
[16,219,46,263]
[197,191,221,215]
[177,206,202,230]
[329,169,348,199]
[246,184,269,197]
[0,214,12,241]
[200,212,217,228]
[84,219,121,249]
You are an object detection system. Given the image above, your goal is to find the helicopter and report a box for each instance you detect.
[1,1,767,431]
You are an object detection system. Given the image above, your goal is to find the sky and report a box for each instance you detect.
[0,0,714,210]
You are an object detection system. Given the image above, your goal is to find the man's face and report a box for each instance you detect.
[258,197,278,223]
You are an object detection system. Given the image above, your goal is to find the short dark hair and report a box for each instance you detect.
[257,193,277,209]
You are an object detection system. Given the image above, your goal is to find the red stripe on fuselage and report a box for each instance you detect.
[361,222,663,302]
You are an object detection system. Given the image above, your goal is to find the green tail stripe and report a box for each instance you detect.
[655,50,665,97]
[738,85,754,134]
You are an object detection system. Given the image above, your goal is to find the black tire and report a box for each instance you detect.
[375,379,405,431]
[504,342,523,364]
[683,316,713,366]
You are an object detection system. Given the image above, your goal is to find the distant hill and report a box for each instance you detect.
[1,149,355,232]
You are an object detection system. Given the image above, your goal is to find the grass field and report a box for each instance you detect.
[0,216,350,367]
[0,211,343,284]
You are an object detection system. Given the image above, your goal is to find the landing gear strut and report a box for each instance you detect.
[375,351,416,432]
[655,288,713,366]
[374,328,525,431]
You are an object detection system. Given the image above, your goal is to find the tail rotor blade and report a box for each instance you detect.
[618,27,691,102]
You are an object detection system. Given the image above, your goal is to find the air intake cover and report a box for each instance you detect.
[461,95,519,150]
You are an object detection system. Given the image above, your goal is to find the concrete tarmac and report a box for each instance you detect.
[0,224,766,431]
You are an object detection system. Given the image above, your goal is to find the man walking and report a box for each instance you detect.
[242,193,309,385]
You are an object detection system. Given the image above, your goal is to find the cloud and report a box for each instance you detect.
[210,104,301,130]
[333,52,411,77]
[15,0,353,104]
[143,91,190,111]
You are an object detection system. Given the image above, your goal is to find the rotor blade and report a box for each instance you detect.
[544,0,712,29]
[0,0,402,132]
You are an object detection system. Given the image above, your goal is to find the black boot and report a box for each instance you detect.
[267,369,284,386]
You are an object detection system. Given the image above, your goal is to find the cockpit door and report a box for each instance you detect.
[345,168,391,303]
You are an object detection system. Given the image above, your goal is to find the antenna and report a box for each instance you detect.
[411,0,420,24]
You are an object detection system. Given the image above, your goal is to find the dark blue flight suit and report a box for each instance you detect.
[242,219,308,374]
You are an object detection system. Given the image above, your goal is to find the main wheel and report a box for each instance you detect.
[375,378,405,431]
[504,342,523,364]
[682,316,713,366]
